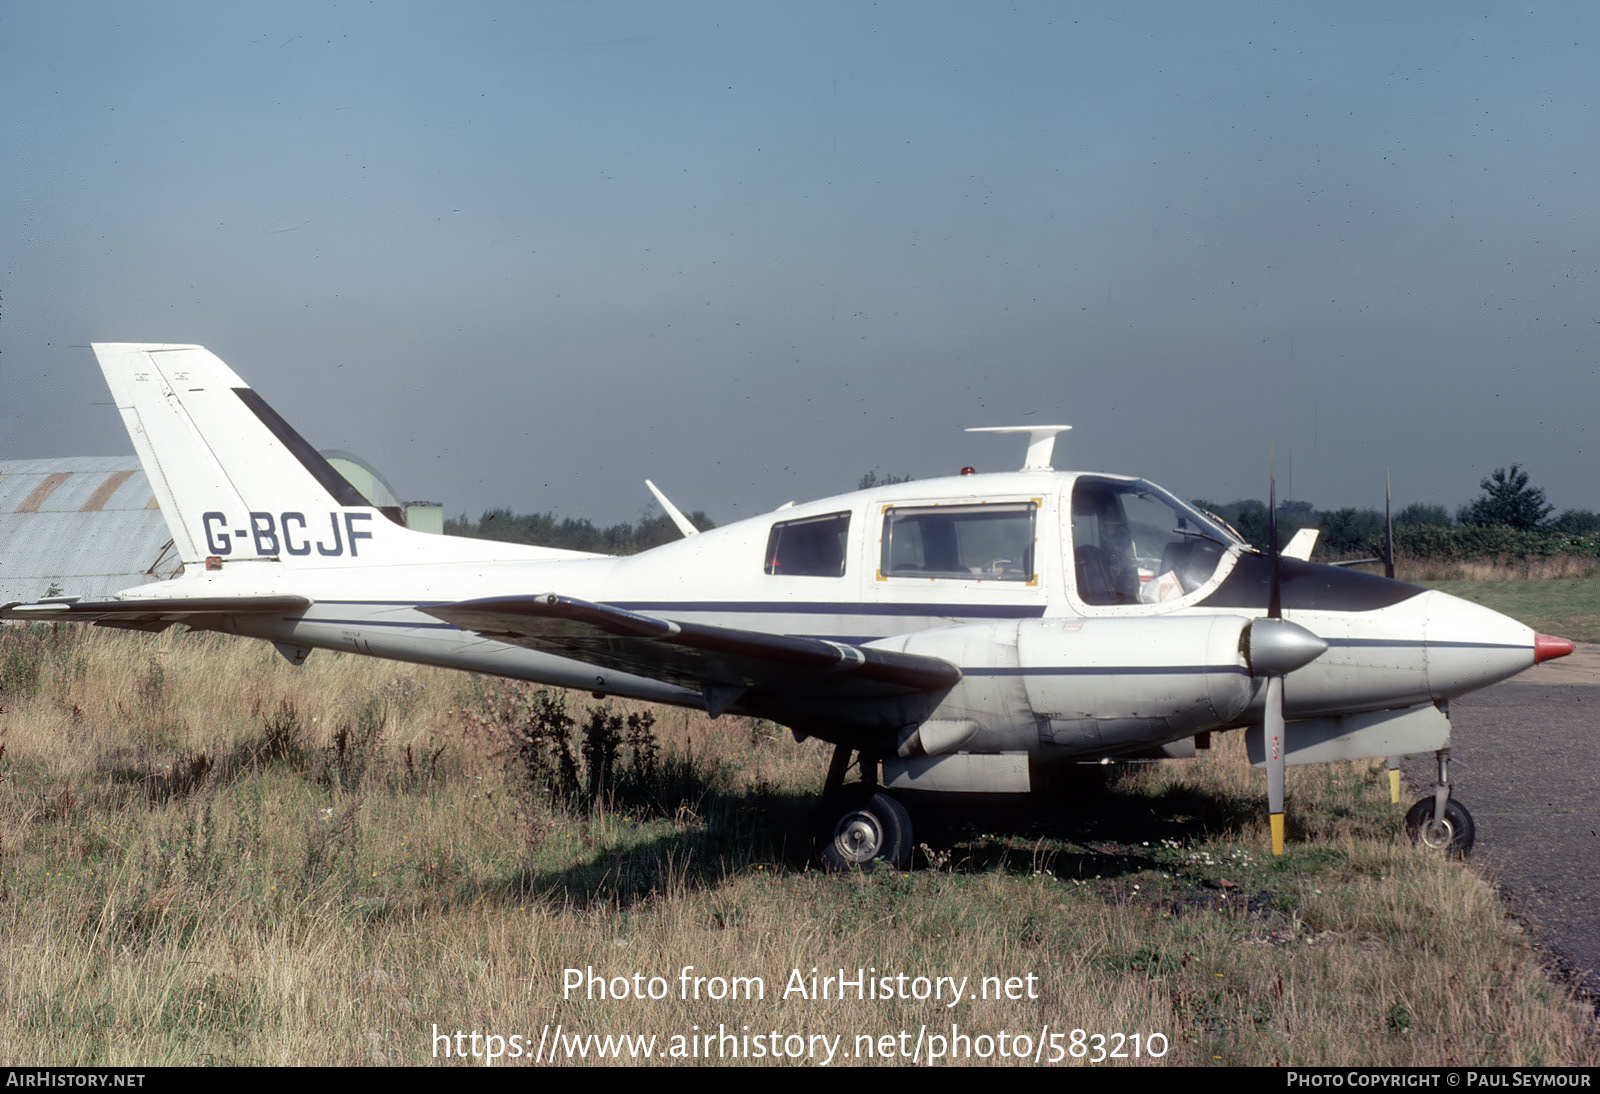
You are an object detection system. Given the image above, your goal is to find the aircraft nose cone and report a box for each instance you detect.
[1535,633,1576,663]
[1419,590,1557,699]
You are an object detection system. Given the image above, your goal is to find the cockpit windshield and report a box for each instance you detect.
[1070,477,1239,606]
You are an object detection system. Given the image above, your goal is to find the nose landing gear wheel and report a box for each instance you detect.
[1404,796,1475,858]
[816,788,913,871]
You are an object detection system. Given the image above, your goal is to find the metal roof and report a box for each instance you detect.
[0,457,178,602]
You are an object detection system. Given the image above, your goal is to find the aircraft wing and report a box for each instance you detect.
[1,596,311,633]
[425,594,961,718]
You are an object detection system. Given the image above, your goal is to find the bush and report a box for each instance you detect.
[463,680,690,815]
[1392,525,1600,563]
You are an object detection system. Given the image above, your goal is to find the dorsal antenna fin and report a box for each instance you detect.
[965,425,1072,471]
[644,480,699,538]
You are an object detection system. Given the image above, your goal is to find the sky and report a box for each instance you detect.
[4,2,1598,528]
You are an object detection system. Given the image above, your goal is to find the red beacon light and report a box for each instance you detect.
[960,466,975,476]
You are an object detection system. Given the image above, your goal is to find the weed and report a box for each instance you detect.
[0,625,76,702]
[302,797,363,891]
[320,699,385,792]
[462,682,668,810]
[139,657,166,710]
[402,742,446,788]
[147,750,217,804]
[1387,1002,1414,1035]
[746,718,782,747]
[0,628,45,701]
[505,686,583,805]
[580,703,662,807]
[249,699,311,772]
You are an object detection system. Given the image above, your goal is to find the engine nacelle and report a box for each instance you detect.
[873,614,1254,758]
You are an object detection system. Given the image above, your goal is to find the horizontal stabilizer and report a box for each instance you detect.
[425,594,961,698]
[3,595,310,632]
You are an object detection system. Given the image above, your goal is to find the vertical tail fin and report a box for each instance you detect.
[93,343,584,569]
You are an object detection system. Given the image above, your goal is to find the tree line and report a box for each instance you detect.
[1197,464,1600,561]
[444,508,714,555]
[445,464,1595,562]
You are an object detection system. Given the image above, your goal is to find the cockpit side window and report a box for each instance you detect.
[1071,478,1230,605]
[765,511,850,577]
[880,502,1036,582]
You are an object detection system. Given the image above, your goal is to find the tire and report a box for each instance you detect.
[1404,796,1476,858]
[816,788,914,871]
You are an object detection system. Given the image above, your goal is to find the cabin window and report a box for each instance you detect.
[1070,477,1233,605]
[765,512,850,577]
[879,502,1036,581]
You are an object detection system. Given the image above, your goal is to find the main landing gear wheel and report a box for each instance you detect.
[816,787,913,871]
[1404,796,1476,858]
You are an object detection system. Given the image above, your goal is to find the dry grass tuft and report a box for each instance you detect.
[1396,555,1600,582]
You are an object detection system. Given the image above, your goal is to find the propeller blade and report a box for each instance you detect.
[1247,622,1322,858]
[1265,675,1286,856]
[1384,470,1395,580]
[1268,451,1282,620]
[1264,453,1288,854]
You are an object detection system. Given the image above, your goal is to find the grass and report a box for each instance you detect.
[1397,555,1600,583]
[0,625,1595,1066]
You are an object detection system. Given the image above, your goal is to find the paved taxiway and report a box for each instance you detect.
[1423,642,1600,1004]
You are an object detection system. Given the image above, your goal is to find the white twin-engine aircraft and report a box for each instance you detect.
[3,345,1575,868]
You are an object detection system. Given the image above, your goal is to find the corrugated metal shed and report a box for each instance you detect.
[0,457,178,602]
[1,452,440,604]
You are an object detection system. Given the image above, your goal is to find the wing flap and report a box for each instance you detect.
[2,595,310,632]
[425,594,961,698]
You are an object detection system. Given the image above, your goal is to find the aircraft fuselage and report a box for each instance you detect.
[140,468,1547,769]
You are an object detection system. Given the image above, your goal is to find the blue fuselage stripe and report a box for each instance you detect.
[608,601,1047,618]
[965,665,1249,677]
[302,618,459,629]
[1323,638,1528,651]
[298,598,1047,634]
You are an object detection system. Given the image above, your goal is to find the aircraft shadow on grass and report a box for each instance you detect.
[463,773,1269,913]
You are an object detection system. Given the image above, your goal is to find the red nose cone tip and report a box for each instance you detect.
[1534,633,1576,664]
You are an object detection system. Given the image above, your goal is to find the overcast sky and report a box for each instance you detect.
[4,2,1597,527]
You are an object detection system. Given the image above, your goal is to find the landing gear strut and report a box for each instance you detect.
[815,745,914,870]
[1405,747,1475,857]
